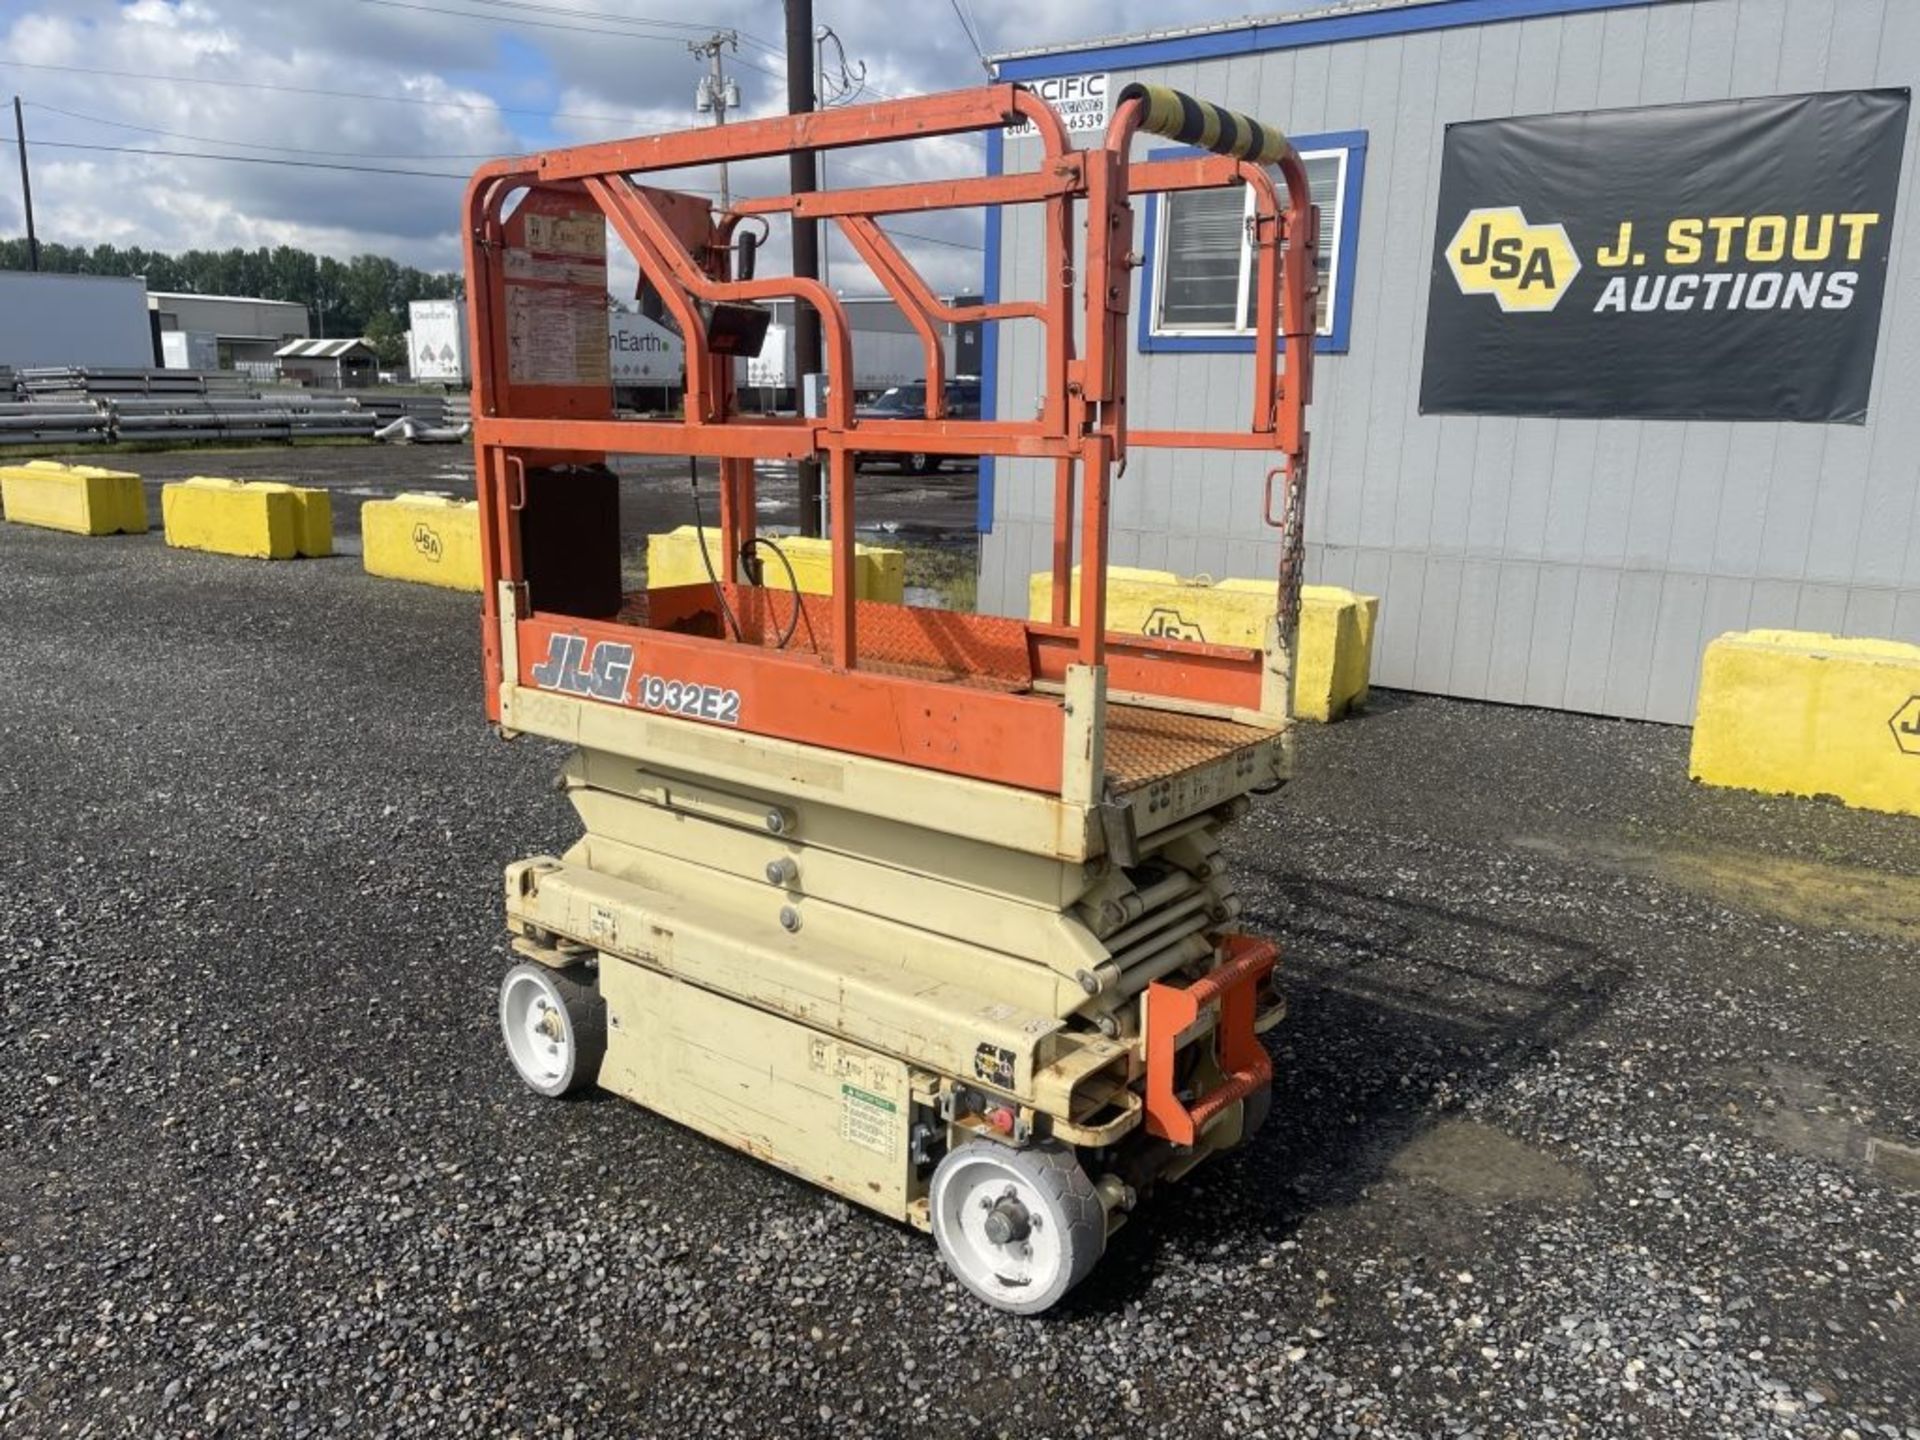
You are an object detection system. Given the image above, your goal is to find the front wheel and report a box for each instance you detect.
[906,452,938,476]
[499,961,605,1097]
[929,1140,1105,1314]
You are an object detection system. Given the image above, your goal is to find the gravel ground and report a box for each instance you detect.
[1,499,1918,1439]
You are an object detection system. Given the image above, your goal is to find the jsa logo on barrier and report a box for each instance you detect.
[1446,207,1582,313]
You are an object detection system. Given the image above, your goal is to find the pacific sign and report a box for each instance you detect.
[1003,72,1110,137]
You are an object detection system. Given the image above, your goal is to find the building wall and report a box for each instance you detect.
[148,293,311,364]
[0,272,153,368]
[983,0,1920,723]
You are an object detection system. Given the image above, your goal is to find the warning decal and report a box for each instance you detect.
[502,188,611,389]
[840,1084,898,1157]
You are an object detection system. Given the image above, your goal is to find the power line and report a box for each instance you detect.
[359,0,787,77]
[23,100,504,161]
[430,0,785,55]
[0,134,976,247]
[739,57,788,85]
[882,224,982,253]
[946,0,991,77]
[361,0,707,43]
[959,0,994,64]
[0,135,467,180]
[3,130,976,252]
[0,58,643,126]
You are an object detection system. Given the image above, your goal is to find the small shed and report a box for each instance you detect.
[275,338,378,389]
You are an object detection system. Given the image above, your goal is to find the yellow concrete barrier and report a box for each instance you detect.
[362,493,482,592]
[647,525,905,604]
[0,460,148,535]
[1690,630,1920,819]
[1028,567,1378,722]
[161,478,332,560]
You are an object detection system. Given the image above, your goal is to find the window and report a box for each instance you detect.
[1142,131,1368,355]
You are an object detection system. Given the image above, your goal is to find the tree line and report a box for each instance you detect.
[0,239,462,365]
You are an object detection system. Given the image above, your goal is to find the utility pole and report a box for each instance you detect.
[785,0,824,536]
[689,32,741,214]
[12,97,38,271]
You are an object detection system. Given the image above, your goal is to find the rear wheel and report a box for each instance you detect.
[1240,1082,1272,1142]
[906,451,938,476]
[929,1140,1105,1314]
[499,962,605,1098]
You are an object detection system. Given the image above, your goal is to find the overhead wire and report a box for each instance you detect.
[358,0,787,80]
[880,224,983,252]
[21,99,505,161]
[0,58,646,126]
[946,0,992,77]
[4,29,975,251]
[959,0,996,70]
[359,0,721,43]
[0,135,467,180]
[400,0,785,54]
[1,132,981,246]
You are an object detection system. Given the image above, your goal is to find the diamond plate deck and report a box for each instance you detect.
[612,586,1275,791]
[1103,706,1275,793]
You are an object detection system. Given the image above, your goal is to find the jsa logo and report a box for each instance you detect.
[1446,206,1582,313]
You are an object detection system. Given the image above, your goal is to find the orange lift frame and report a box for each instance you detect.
[460,82,1317,799]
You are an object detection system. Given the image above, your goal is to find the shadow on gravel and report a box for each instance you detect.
[1063,874,1626,1315]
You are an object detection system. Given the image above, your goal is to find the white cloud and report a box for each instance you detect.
[0,0,1282,289]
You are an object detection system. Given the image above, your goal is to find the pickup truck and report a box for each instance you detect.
[853,378,981,475]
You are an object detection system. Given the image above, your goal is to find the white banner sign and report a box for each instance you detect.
[609,311,683,384]
[409,298,468,382]
[742,322,790,388]
[1003,72,1110,137]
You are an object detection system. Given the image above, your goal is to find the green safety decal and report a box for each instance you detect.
[840,1084,897,1156]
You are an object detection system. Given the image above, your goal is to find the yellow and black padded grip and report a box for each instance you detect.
[1116,82,1291,164]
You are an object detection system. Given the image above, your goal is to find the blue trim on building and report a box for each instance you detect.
[977,127,1003,535]
[993,0,1661,79]
[1136,131,1368,357]
[980,1,1639,529]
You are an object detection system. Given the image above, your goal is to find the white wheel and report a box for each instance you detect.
[929,1140,1105,1314]
[499,962,604,1098]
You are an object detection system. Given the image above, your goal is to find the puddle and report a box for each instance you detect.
[1386,1117,1591,1206]
[1732,1063,1860,1164]
[1513,834,1920,945]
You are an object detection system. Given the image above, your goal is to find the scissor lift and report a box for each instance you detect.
[465,81,1317,1313]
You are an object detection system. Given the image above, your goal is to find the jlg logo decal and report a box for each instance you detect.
[530,632,632,702]
[1446,206,1582,313]
[528,631,742,726]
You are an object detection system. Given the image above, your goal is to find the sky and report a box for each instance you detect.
[0,0,1287,299]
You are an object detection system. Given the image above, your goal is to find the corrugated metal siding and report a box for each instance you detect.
[983,0,1920,722]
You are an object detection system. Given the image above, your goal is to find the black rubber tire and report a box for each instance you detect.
[1239,1081,1273,1143]
[499,962,606,1098]
[907,452,938,475]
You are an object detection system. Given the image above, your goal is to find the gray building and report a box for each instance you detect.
[149,292,310,370]
[981,0,1919,723]
[0,272,153,368]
